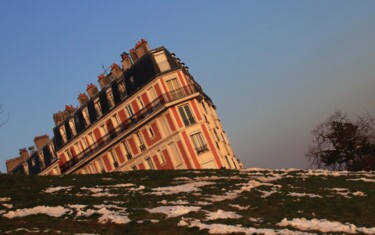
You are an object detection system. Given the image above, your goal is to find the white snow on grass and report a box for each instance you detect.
[229,204,250,210]
[288,192,323,198]
[277,218,375,234]
[159,199,189,205]
[174,177,192,181]
[0,197,11,202]
[92,192,119,197]
[151,181,214,195]
[347,177,375,183]
[327,188,366,198]
[43,186,73,193]
[3,206,70,219]
[178,218,316,235]
[106,183,134,188]
[72,204,130,224]
[204,210,242,220]
[147,206,201,218]
[81,187,103,193]
[129,185,145,191]
[96,207,130,224]
[1,203,13,209]
[257,189,278,198]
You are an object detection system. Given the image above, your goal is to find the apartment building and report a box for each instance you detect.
[6,40,242,175]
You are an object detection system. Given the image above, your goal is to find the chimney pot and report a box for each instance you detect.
[86,83,99,98]
[78,93,89,106]
[34,134,50,150]
[97,74,111,89]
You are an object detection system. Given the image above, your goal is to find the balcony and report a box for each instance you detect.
[60,84,201,174]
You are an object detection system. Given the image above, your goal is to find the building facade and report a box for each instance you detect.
[6,40,242,175]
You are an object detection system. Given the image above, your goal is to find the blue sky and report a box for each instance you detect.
[1,1,375,172]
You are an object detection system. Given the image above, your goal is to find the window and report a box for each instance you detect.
[147,87,157,101]
[96,159,106,172]
[87,133,94,145]
[74,142,81,154]
[69,119,77,136]
[94,98,102,117]
[201,102,208,114]
[178,104,196,126]
[65,149,72,160]
[112,114,120,127]
[118,80,127,99]
[31,158,36,167]
[166,78,183,99]
[148,127,155,138]
[107,89,115,109]
[145,158,155,169]
[154,51,170,72]
[156,150,165,165]
[99,124,107,137]
[110,149,119,168]
[125,105,134,118]
[136,132,146,152]
[60,126,67,143]
[191,132,208,154]
[122,141,132,160]
[137,96,144,109]
[39,152,45,169]
[82,108,90,126]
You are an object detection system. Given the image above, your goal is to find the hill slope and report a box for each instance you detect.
[0,169,375,234]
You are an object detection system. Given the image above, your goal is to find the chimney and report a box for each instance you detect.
[134,39,150,59]
[98,74,111,89]
[6,155,25,173]
[19,148,29,160]
[121,52,132,70]
[129,49,138,63]
[53,111,65,126]
[34,135,50,150]
[111,63,123,79]
[86,83,98,98]
[78,93,89,106]
[64,105,76,116]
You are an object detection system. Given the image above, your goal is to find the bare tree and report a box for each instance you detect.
[306,110,375,171]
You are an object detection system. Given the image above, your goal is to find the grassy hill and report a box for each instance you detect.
[0,169,374,234]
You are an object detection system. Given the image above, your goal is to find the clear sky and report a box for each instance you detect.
[1,1,375,172]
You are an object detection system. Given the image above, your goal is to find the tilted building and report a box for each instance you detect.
[6,40,242,175]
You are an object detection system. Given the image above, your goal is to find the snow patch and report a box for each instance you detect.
[288,192,322,198]
[205,209,242,220]
[178,218,316,235]
[0,197,11,202]
[3,206,70,219]
[277,218,375,234]
[347,178,375,183]
[147,206,201,218]
[151,181,214,195]
[44,186,73,193]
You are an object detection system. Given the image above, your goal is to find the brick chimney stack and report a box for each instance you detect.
[121,52,132,70]
[34,135,50,150]
[111,63,123,79]
[19,148,29,160]
[78,93,89,106]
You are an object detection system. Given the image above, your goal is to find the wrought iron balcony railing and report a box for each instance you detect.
[60,84,201,173]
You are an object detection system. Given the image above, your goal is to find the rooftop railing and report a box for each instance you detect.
[60,84,201,173]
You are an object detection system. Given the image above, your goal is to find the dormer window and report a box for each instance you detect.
[69,119,77,136]
[118,80,127,99]
[94,98,102,117]
[106,89,115,109]
[59,126,67,143]
[154,51,170,72]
